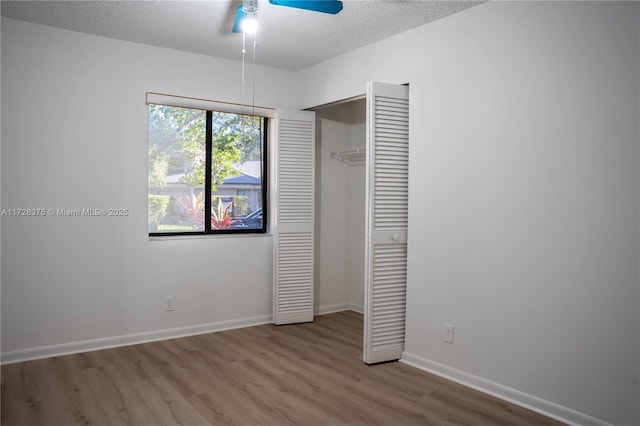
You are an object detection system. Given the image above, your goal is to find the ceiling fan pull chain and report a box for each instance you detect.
[252,31,257,116]
[242,31,247,103]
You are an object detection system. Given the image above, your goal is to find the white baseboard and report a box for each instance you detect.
[315,303,364,315]
[315,303,350,315]
[1,314,272,365]
[401,352,611,426]
[348,303,364,314]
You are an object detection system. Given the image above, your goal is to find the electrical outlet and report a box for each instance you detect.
[444,324,454,344]
[164,296,174,311]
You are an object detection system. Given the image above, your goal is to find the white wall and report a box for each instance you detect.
[0,17,3,347]
[347,122,365,311]
[1,18,296,358]
[315,117,351,312]
[298,2,640,425]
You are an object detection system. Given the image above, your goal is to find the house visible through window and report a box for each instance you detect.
[148,104,267,235]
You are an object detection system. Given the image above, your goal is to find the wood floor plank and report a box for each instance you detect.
[23,358,83,425]
[82,364,157,425]
[106,346,160,383]
[145,376,212,425]
[186,392,254,425]
[1,312,562,426]
[47,355,112,425]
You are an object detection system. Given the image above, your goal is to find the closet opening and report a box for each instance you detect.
[312,96,367,318]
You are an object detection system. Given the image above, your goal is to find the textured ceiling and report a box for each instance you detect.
[1,0,481,71]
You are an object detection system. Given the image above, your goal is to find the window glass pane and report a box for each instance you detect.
[210,113,264,230]
[148,105,206,232]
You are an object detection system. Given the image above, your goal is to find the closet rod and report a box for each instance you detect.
[329,147,366,166]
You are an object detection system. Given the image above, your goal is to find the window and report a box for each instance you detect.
[148,104,267,235]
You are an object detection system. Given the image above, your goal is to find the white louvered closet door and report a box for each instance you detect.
[364,82,409,364]
[272,109,316,325]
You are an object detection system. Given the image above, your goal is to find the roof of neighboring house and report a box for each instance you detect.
[223,173,261,185]
[164,161,263,186]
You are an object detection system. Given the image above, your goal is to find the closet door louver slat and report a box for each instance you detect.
[273,111,316,325]
[364,82,409,364]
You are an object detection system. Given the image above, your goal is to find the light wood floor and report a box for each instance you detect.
[2,311,561,425]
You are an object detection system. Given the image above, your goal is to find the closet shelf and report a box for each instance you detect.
[329,147,366,166]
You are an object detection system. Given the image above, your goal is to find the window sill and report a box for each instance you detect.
[148,233,273,242]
